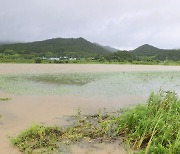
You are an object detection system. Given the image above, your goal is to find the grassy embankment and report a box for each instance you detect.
[11,91,180,153]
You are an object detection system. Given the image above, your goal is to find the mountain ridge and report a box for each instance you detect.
[93,42,118,52]
[132,44,180,60]
[0,37,110,58]
[0,38,179,61]
[132,44,162,56]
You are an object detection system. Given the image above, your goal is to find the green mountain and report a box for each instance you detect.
[94,43,118,52]
[132,44,180,61]
[105,51,137,62]
[0,41,17,45]
[0,39,180,62]
[132,44,162,56]
[155,50,180,61]
[0,37,110,58]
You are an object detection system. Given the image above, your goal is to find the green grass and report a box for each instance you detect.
[114,91,180,153]
[11,91,180,153]
[0,58,180,66]
[0,97,11,101]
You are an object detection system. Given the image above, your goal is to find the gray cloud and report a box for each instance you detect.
[0,0,180,49]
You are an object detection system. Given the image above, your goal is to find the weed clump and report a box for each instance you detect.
[11,92,180,153]
[11,125,63,153]
[0,97,11,101]
[11,114,115,153]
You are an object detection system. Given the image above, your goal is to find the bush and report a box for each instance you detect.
[34,58,42,63]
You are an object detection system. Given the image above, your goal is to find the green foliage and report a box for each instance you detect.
[132,44,180,61]
[11,115,114,153]
[105,51,137,62]
[0,97,11,101]
[0,40,180,63]
[115,91,180,153]
[11,92,180,153]
[133,44,161,57]
[156,50,180,61]
[11,124,63,153]
[0,38,109,59]
[34,58,42,63]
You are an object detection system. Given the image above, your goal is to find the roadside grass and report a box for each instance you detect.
[11,91,180,153]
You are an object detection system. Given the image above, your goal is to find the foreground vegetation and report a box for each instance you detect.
[11,91,180,153]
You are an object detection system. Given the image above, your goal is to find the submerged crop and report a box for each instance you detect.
[0,97,11,101]
[11,91,180,153]
[0,71,180,96]
[27,73,102,85]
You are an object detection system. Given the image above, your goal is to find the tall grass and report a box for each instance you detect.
[115,91,180,153]
[11,91,180,153]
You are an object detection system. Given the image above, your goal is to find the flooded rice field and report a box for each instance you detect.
[0,64,180,153]
[0,71,180,97]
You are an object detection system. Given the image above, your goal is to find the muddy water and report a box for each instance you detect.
[0,64,180,154]
[0,94,143,154]
[0,64,180,74]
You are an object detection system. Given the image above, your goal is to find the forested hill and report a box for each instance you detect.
[0,39,179,62]
[132,44,162,56]
[132,44,180,61]
[0,37,110,58]
[93,43,118,52]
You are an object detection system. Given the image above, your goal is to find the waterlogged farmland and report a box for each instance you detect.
[0,64,180,153]
[0,71,180,97]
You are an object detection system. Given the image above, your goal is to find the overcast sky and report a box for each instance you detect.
[0,0,180,49]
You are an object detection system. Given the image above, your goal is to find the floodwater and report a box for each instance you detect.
[0,64,180,74]
[0,64,180,154]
